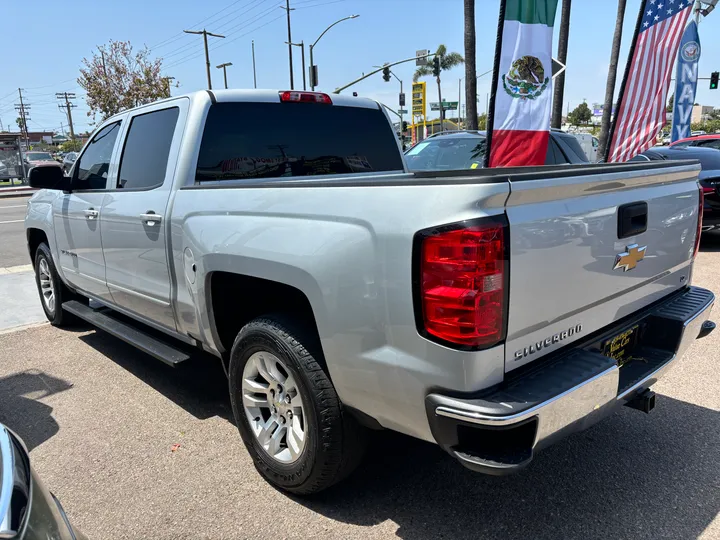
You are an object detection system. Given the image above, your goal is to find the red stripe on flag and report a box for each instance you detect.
[489,130,549,168]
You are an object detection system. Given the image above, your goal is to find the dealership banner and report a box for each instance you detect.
[671,20,701,142]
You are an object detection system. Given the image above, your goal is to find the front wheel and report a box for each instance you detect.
[34,243,82,327]
[229,316,366,495]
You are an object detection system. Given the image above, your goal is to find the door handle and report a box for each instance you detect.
[617,202,648,239]
[85,208,99,220]
[140,212,163,226]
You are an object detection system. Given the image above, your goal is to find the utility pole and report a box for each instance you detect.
[216,62,233,89]
[287,41,306,90]
[162,76,176,96]
[598,0,627,159]
[60,121,64,137]
[15,89,30,150]
[183,29,226,89]
[280,0,295,89]
[55,92,76,140]
[551,0,572,128]
[252,41,258,88]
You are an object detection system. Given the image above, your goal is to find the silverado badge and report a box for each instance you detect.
[614,244,646,272]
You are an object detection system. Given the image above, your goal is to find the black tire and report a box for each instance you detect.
[33,242,84,327]
[229,316,367,495]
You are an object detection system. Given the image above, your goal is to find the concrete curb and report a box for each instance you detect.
[0,187,35,199]
[0,321,48,336]
[0,265,32,275]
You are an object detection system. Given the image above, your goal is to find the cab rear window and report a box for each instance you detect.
[195,102,404,181]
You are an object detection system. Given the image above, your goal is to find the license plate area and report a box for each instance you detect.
[602,324,641,367]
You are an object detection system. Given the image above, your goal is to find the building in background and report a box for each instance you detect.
[691,105,715,124]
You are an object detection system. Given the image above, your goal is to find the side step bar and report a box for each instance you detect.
[62,300,191,367]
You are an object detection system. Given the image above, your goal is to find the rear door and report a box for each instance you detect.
[53,121,123,301]
[504,162,701,371]
[99,100,185,330]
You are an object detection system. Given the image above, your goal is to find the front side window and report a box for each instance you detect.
[117,107,179,190]
[696,139,720,150]
[74,122,121,190]
[196,102,404,181]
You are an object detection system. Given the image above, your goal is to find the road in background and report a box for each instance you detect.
[0,233,717,539]
[0,196,31,268]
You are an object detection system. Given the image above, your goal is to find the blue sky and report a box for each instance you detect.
[1,0,719,135]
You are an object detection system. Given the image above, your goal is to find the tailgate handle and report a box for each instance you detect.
[618,202,648,239]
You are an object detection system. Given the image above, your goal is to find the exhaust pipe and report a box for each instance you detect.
[625,389,656,414]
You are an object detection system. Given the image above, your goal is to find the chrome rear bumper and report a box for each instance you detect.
[426,286,715,475]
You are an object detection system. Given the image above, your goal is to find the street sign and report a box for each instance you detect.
[430,101,459,111]
[416,49,430,66]
[398,109,408,114]
[399,92,405,106]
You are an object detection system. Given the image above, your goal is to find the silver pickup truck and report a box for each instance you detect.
[24,90,715,494]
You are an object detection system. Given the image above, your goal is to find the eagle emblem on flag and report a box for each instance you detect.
[502,56,550,100]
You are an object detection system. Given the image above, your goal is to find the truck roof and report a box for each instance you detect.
[104,89,380,124]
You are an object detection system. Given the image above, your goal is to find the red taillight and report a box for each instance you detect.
[279,91,332,104]
[419,221,506,348]
[702,186,714,194]
[694,184,704,258]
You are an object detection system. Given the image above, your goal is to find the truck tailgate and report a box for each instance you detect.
[505,162,701,371]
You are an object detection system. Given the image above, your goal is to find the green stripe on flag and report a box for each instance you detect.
[504,0,559,26]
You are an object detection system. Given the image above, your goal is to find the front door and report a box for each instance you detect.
[100,103,183,330]
[53,121,123,301]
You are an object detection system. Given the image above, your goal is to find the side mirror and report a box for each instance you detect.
[28,165,71,191]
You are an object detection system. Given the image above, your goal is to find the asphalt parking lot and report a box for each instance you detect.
[0,226,718,538]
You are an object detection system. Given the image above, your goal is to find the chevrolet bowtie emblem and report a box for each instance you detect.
[614,244,647,272]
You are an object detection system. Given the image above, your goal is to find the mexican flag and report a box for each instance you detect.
[488,0,559,168]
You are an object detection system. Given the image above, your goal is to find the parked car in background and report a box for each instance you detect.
[404,129,588,170]
[633,145,720,230]
[61,152,77,174]
[24,152,62,175]
[0,424,86,539]
[571,133,600,162]
[669,133,720,150]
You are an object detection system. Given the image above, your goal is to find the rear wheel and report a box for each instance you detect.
[33,243,83,327]
[229,316,367,495]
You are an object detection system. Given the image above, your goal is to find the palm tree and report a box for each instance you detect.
[414,44,464,127]
[598,0,627,160]
[464,0,478,130]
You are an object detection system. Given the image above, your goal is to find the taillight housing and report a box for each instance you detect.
[694,183,704,258]
[279,91,332,104]
[414,217,508,349]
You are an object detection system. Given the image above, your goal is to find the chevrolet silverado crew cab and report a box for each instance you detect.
[25,90,715,494]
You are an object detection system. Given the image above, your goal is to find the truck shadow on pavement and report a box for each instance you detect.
[0,369,73,451]
[299,398,720,540]
[77,332,233,422]
[700,230,720,252]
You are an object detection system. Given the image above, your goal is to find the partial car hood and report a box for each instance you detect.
[28,160,61,167]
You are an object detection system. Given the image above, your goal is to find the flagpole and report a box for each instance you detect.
[484,0,509,168]
[603,0,646,163]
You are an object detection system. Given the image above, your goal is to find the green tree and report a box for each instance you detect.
[666,93,674,113]
[477,113,487,131]
[414,44,464,125]
[568,102,592,125]
[60,140,83,152]
[79,40,177,123]
[16,117,26,132]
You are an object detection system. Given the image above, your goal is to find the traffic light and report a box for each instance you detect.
[402,121,408,132]
[711,72,719,90]
[432,56,441,77]
[382,66,391,82]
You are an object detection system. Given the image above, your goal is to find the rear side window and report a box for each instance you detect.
[196,102,404,181]
[696,139,720,150]
[117,107,179,190]
[545,139,567,165]
[554,133,589,163]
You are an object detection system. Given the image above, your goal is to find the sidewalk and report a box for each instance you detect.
[0,265,46,333]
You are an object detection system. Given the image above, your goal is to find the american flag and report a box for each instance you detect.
[607,0,693,162]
